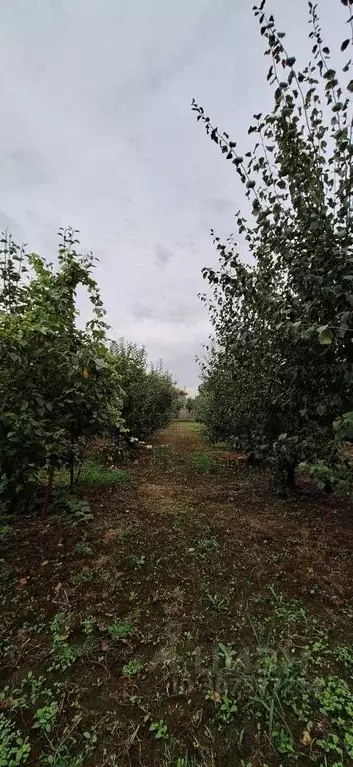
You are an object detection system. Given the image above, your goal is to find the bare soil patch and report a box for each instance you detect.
[1,422,353,766]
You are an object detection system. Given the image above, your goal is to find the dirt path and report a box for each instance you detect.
[2,422,353,766]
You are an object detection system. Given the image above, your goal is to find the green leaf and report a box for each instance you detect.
[323,69,336,80]
[318,327,334,345]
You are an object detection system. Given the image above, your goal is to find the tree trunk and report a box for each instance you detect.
[41,464,55,519]
[76,463,82,486]
[285,464,296,496]
[287,464,296,489]
[69,457,74,493]
[69,430,75,492]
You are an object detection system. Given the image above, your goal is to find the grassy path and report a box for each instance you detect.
[1,422,353,766]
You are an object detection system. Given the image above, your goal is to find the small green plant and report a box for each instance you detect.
[316,675,353,733]
[207,593,228,612]
[63,497,93,524]
[22,672,48,706]
[53,493,93,524]
[218,642,237,669]
[316,731,344,759]
[0,672,53,711]
[190,452,218,474]
[122,659,145,677]
[271,729,296,756]
[0,524,13,543]
[206,689,237,723]
[336,645,353,667]
[70,569,96,587]
[33,701,59,733]
[152,445,177,470]
[149,719,168,740]
[81,615,97,636]
[50,611,77,670]
[218,692,237,723]
[269,584,307,624]
[107,619,132,640]
[133,554,146,569]
[0,714,31,766]
[73,540,93,558]
[40,747,85,767]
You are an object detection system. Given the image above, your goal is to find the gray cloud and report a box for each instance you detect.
[132,301,199,326]
[164,305,200,325]
[155,244,174,267]
[0,210,22,236]
[132,303,156,321]
[206,198,234,216]
[10,148,47,185]
[0,0,339,390]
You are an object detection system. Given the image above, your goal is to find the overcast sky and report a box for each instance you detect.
[0,0,338,392]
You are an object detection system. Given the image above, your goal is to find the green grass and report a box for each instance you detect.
[4,422,353,767]
[189,452,218,474]
[175,420,202,431]
[0,523,13,543]
[152,445,179,470]
[53,458,131,489]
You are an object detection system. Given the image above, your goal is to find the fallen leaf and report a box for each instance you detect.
[41,560,49,567]
[101,640,109,652]
[17,577,28,589]
[54,582,62,593]
[301,729,312,746]
[213,691,221,703]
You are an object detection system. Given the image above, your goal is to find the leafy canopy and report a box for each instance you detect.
[0,228,123,511]
[193,0,353,491]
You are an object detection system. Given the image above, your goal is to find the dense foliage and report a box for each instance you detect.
[193,0,353,492]
[0,229,123,514]
[185,397,196,415]
[111,339,180,440]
